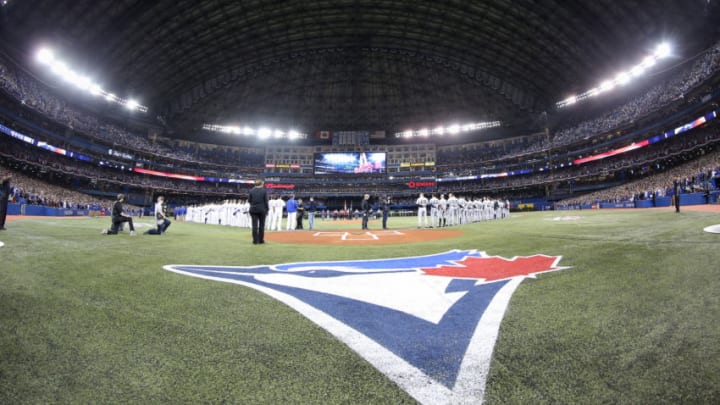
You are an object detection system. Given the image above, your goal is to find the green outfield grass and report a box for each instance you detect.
[1,209,719,404]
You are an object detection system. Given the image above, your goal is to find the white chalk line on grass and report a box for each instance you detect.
[313,230,406,241]
[703,224,720,233]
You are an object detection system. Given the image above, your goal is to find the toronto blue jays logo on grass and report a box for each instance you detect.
[165,250,568,404]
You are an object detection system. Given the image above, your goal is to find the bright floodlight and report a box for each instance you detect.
[36,48,54,64]
[89,83,102,96]
[616,72,631,85]
[74,75,92,91]
[599,80,615,92]
[126,99,138,110]
[557,41,672,108]
[35,46,148,113]
[641,55,656,69]
[655,42,671,58]
[394,120,499,138]
[288,130,299,139]
[564,96,577,105]
[50,61,70,77]
[258,127,272,138]
[242,127,254,135]
[630,64,645,77]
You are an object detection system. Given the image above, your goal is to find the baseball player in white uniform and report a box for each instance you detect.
[416,193,429,228]
[447,193,458,226]
[429,194,439,228]
[438,194,448,227]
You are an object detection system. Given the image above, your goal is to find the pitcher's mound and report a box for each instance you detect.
[266,228,463,245]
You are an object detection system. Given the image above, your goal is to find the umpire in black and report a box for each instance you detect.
[248,179,269,244]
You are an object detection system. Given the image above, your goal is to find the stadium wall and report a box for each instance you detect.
[6,203,107,217]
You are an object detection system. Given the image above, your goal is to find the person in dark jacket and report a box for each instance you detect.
[0,172,11,230]
[381,195,391,229]
[102,193,135,235]
[361,194,371,230]
[307,197,317,230]
[296,198,304,230]
[248,179,269,244]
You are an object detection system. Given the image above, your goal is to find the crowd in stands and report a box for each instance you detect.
[551,41,720,148]
[439,123,720,195]
[0,54,269,171]
[0,136,252,202]
[437,39,720,171]
[0,165,120,211]
[2,114,718,210]
[558,147,720,206]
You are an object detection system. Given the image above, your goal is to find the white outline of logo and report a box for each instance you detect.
[164,250,568,404]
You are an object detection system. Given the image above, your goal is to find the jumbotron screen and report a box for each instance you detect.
[314,152,386,175]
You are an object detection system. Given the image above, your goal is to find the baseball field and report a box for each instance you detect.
[1,206,719,404]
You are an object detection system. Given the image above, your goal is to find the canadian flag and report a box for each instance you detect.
[316,131,331,139]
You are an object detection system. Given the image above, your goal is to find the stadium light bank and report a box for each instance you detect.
[35,47,148,113]
[556,42,672,109]
[203,124,308,140]
[395,121,502,138]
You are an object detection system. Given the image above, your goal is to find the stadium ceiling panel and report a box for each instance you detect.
[1,0,718,137]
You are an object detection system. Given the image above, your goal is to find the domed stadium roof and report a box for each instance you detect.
[1,0,719,137]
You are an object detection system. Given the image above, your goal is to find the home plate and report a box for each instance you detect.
[0,241,4,248]
[703,224,720,233]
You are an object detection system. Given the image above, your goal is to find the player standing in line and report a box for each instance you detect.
[273,196,284,230]
[428,194,439,228]
[266,195,276,230]
[485,198,493,221]
[438,194,447,227]
[239,200,245,228]
[231,200,238,226]
[220,200,229,226]
[416,193,429,228]
[229,200,239,227]
[457,195,466,225]
[447,193,458,226]
[286,194,298,230]
[361,194,371,230]
[264,196,273,230]
[242,199,251,228]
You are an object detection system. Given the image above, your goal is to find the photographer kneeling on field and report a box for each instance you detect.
[102,194,136,236]
[146,195,171,235]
